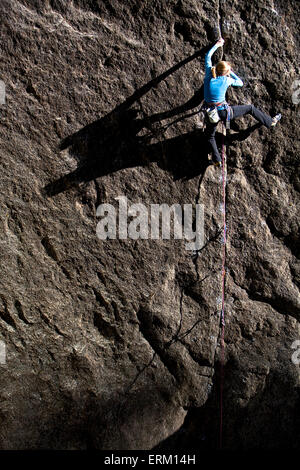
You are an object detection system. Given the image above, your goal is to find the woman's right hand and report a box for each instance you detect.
[216,38,225,46]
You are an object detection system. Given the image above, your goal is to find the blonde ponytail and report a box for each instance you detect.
[211,66,217,78]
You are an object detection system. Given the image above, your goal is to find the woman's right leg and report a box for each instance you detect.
[230,104,273,128]
[205,119,221,163]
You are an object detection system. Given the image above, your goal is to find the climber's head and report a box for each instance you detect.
[211,61,231,78]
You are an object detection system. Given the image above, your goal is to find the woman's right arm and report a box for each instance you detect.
[205,39,224,73]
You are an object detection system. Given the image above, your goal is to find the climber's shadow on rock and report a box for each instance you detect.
[44,106,209,197]
[44,45,262,197]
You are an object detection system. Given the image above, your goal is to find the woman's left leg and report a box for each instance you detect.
[230,104,273,128]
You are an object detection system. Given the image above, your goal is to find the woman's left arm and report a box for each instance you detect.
[229,71,243,87]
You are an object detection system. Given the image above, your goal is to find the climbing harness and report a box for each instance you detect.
[203,101,231,128]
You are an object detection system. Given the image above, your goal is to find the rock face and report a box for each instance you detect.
[0,0,299,450]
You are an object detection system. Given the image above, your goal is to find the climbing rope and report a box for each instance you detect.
[215,1,227,447]
[219,121,227,449]
[216,0,224,60]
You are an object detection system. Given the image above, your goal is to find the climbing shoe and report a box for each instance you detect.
[271,113,282,127]
[214,161,221,168]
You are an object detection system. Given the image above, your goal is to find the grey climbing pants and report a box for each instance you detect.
[205,104,273,163]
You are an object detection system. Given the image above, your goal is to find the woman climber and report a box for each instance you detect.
[204,38,281,167]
